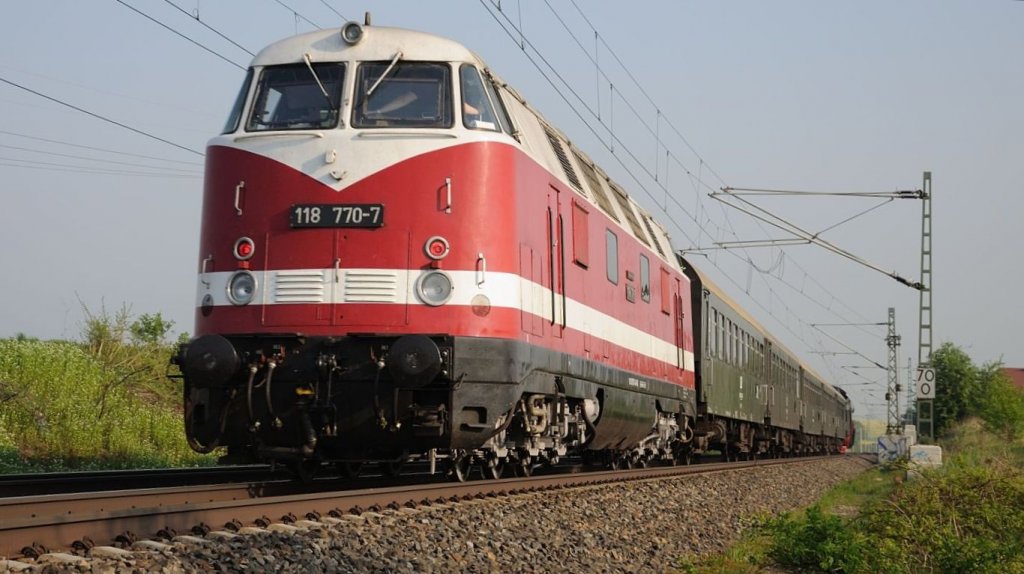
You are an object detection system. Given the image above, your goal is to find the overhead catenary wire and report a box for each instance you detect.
[0,129,203,166]
[482,1,837,366]
[481,2,903,409]
[480,2,873,361]
[114,0,246,70]
[0,143,202,174]
[548,1,915,350]
[161,0,256,56]
[270,0,324,30]
[0,157,200,179]
[0,76,204,157]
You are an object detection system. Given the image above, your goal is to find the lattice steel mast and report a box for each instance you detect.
[885,307,902,435]
[917,172,934,440]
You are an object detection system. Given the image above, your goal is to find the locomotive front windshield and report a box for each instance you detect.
[246,63,345,131]
[353,62,452,128]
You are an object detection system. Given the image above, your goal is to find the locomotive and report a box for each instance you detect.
[175,19,854,480]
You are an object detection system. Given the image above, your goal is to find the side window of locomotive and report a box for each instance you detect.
[483,73,514,135]
[639,254,651,303]
[605,229,618,284]
[223,68,253,134]
[246,63,345,131]
[459,65,499,131]
[353,62,452,128]
[572,200,589,268]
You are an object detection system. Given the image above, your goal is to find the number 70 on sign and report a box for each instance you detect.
[916,367,936,399]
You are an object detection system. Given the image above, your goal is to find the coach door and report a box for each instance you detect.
[547,186,565,338]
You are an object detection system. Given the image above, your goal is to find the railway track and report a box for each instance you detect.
[0,465,284,498]
[0,456,846,560]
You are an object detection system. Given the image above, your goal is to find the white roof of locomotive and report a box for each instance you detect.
[252,25,482,67]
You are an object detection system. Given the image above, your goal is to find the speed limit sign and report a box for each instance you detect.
[916,367,936,399]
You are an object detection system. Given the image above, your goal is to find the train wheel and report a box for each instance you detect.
[449,455,472,482]
[513,457,533,477]
[290,459,320,483]
[338,461,363,478]
[379,459,405,477]
[484,457,505,480]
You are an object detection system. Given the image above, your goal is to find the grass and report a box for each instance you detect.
[674,420,1024,574]
[671,465,899,574]
[0,338,215,473]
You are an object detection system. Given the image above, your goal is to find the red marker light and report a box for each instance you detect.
[234,237,255,260]
[424,236,450,260]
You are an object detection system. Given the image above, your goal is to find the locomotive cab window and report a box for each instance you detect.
[482,70,515,135]
[246,63,345,131]
[223,69,253,133]
[354,62,452,128]
[460,65,499,131]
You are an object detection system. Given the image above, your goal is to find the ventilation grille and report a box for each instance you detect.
[641,214,666,257]
[610,183,650,247]
[574,151,618,221]
[544,128,583,192]
[273,270,325,303]
[343,270,398,302]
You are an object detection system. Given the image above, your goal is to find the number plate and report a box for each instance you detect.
[290,204,384,228]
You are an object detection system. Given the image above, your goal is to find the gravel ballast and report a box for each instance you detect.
[27,456,872,573]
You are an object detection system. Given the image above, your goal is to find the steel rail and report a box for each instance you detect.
[0,465,282,498]
[0,456,859,559]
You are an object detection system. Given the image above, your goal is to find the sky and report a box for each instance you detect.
[1,1,1021,422]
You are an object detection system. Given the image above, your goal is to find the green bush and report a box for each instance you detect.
[762,504,868,573]
[858,460,1024,573]
[758,422,1024,574]
[931,342,1024,438]
[0,338,212,471]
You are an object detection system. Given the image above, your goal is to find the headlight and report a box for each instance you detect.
[416,271,453,306]
[227,271,257,305]
[341,22,363,44]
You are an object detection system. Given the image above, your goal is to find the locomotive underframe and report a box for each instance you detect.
[178,334,703,472]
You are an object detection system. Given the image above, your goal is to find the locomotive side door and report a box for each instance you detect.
[764,340,774,421]
[547,185,565,338]
[673,278,685,370]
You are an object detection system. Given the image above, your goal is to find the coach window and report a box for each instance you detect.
[718,313,726,360]
[459,65,499,131]
[353,62,452,128]
[247,63,345,131]
[639,255,651,303]
[605,229,619,284]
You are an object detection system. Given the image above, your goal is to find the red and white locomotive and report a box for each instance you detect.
[177,20,853,479]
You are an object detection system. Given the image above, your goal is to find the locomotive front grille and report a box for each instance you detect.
[343,270,398,302]
[273,270,326,303]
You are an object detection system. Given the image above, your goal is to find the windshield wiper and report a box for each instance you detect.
[303,52,333,107]
[366,51,403,97]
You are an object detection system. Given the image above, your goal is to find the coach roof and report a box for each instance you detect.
[251,25,482,67]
